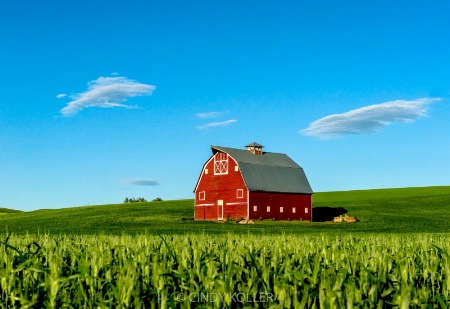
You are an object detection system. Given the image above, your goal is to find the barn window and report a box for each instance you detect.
[237,189,243,198]
[214,152,228,175]
[235,166,239,171]
[305,208,309,214]
[199,191,205,201]
[280,207,284,213]
[267,206,270,213]
[292,207,296,214]
[253,205,257,212]
[205,169,208,174]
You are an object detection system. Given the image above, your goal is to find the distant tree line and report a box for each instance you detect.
[123,197,163,203]
[123,197,147,203]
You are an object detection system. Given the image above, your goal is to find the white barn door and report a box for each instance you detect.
[217,200,223,220]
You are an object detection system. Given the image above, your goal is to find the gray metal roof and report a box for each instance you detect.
[211,146,313,194]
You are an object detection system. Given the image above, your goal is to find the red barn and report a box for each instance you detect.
[194,143,313,221]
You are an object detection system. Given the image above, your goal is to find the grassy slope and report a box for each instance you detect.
[0,208,23,216]
[0,186,449,235]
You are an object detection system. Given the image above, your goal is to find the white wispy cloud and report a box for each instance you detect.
[196,111,222,119]
[126,179,159,186]
[301,98,440,139]
[197,119,237,130]
[59,76,156,116]
[56,93,67,99]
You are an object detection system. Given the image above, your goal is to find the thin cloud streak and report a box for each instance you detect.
[59,76,155,116]
[126,179,159,186]
[196,111,222,119]
[197,119,237,130]
[301,98,440,139]
[56,93,67,99]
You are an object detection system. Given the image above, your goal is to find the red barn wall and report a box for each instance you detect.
[195,153,248,220]
[248,192,312,221]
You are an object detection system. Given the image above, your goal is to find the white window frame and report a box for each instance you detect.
[237,189,244,199]
[253,205,257,212]
[267,206,271,213]
[205,168,208,174]
[199,191,205,201]
[305,207,309,214]
[214,152,228,175]
[280,207,284,213]
[292,207,296,214]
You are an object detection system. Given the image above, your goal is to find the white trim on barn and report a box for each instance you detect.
[199,191,205,201]
[225,202,248,206]
[193,156,215,193]
[237,189,244,198]
[214,152,229,175]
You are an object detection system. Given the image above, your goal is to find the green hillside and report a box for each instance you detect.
[0,208,23,215]
[0,186,449,235]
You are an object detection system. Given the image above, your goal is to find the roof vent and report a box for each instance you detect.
[245,142,264,155]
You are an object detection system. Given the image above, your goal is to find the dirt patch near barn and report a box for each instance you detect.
[217,218,255,224]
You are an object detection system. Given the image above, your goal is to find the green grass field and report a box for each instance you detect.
[1,186,449,307]
[0,186,449,235]
[0,208,23,215]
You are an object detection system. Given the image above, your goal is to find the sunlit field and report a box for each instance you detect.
[1,186,449,235]
[0,186,449,307]
[1,233,449,308]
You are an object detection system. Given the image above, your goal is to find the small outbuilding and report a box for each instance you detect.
[194,143,313,221]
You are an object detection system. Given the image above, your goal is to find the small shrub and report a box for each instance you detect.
[123,197,147,203]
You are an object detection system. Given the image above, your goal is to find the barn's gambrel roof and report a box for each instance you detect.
[211,146,313,194]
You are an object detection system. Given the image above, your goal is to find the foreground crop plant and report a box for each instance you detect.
[0,233,449,308]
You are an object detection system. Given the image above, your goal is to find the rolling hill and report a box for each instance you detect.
[0,186,449,235]
[0,208,23,215]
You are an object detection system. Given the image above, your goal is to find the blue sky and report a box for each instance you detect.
[1,0,449,211]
